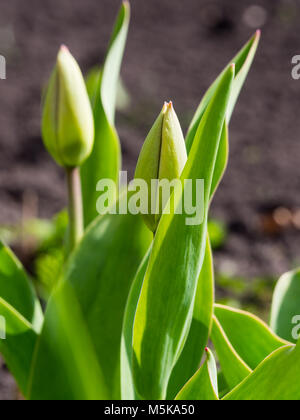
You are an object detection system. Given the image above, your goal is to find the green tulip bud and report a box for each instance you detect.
[135,102,187,232]
[42,46,94,168]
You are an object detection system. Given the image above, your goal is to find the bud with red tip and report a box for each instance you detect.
[135,102,187,232]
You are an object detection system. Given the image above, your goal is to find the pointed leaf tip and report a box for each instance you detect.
[123,1,130,10]
[60,44,69,52]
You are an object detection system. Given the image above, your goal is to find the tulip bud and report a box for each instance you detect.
[135,102,187,232]
[42,46,94,168]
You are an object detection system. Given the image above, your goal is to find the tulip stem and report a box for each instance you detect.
[66,167,84,254]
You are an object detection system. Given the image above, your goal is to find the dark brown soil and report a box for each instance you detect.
[1,0,300,398]
[0,358,18,400]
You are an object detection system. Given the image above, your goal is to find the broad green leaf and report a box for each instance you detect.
[121,248,152,400]
[270,269,300,343]
[168,37,259,400]
[175,348,219,401]
[0,242,43,396]
[186,30,260,153]
[209,124,228,200]
[132,65,235,400]
[0,242,43,330]
[186,32,260,200]
[29,199,151,400]
[28,281,109,400]
[86,68,130,113]
[167,238,214,399]
[211,315,252,392]
[217,371,231,399]
[224,342,300,400]
[0,298,38,397]
[170,36,259,394]
[63,208,151,399]
[85,67,102,108]
[173,36,260,391]
[81,2,130,227]
[215,304,289,370]
[166,93,229,400]
[166,128,227,401]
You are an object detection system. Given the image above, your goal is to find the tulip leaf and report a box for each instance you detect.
[0,242,43,330]
[132,65,234,400]
[211,315,252,393]
[186,32,260,200]
[170,35,259,395]
[62,205,151,399]
[0,298,38,398]
[81,2,130,227]
[270,269,300,343]
[28,280,109,400]
[85,67,102,108]
[166,102,229,400]
[210,124,229,200]
[175,348,219,401]
[29,199,151,400]
[186,30,260,153]
[224,342,300,400]
[166,238,214,399]
[215,305,289,370]
[121,248,152,400]
[0,242,43,396]
[86,70,131,113]
[174,36,260,392]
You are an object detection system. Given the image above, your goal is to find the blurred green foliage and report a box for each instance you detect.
[208,219,227,249]
[216,274,276,322]
[0,211,68,297]
[0,212,276,321]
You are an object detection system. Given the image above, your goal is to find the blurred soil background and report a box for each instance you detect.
[1,0,300,399]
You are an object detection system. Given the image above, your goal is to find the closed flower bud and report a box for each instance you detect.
[135,102,187,232]
[42,46,94,168]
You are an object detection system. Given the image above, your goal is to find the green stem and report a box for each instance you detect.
[66,167,84,254]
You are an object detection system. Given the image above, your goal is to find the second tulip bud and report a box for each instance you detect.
[42,46,94,169]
